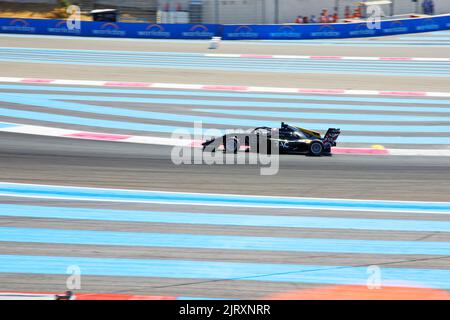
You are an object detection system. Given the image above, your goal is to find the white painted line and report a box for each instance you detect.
[204,53,450,62]
[2,124,74,136]
[1,192,449,214]
[3,180,450,204]
[0,181,449,214]
[389,149,450,156]
[1,76,450,97]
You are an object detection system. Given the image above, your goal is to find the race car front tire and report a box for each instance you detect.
[309,141,324,156]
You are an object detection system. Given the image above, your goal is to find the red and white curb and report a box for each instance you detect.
[1,121,450,157]
[205,53,450,62]
[1,76,450,97]
[0,122,192,147]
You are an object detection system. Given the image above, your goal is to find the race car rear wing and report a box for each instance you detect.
[323,128,341,147]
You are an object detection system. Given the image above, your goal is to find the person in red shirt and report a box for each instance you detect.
[295,15,303,23]
[333,12,338,23]
[320,9,329,23]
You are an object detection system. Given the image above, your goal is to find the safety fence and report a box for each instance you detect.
[0,14,449,40]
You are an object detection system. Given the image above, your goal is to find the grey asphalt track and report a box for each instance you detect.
[2,33,450,56]
[1,132,450,201]
[1,34,450,91]
[0,133,449,298]
[0,32,449,299]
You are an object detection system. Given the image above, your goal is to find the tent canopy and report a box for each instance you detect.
[356,1,392,6]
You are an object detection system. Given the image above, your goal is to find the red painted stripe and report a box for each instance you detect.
[265,285,450,300]
[74,293,176,300]
[104,81,152,87]
[21,79,54,83]
[379,91,427,97]
[332,147,390,155]
[202,85,249,91]
[298,88,346,94]
[311,56,343,60]
[65,132,131,141]
[190,140,204,147]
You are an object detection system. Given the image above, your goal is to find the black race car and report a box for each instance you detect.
[202,122,340,156]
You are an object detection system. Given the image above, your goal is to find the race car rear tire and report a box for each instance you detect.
[309,141,324,156]
[224,137,240,154]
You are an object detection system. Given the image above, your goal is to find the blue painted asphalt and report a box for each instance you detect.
[195,108,450,122]
[2,93,450,141]
[3,85,450,112]
[0,227,449,255]
[2,56,449,78]
[0,255,448,288]
[3,92,450,130]
[3,49,447,72]
[0,107,197,135]
[0,109,449,143]
[2,33,450,47]
[0,122,16,129]
[399,37,450,41]
[1,47,449,77]
[1,78,449,144]
[1,204,449,232]
[2,84,450,106]
[1,182,449,213]
[6,91,450,114]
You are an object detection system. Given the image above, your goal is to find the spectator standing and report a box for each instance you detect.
[344,6,351,19]
[422,0,430,14]
[320,9,328,23]
[310,15,317,23]
[429,0,435,15]
[333,12,338,22]
[295,15,303,23]
[303,16,309,24]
